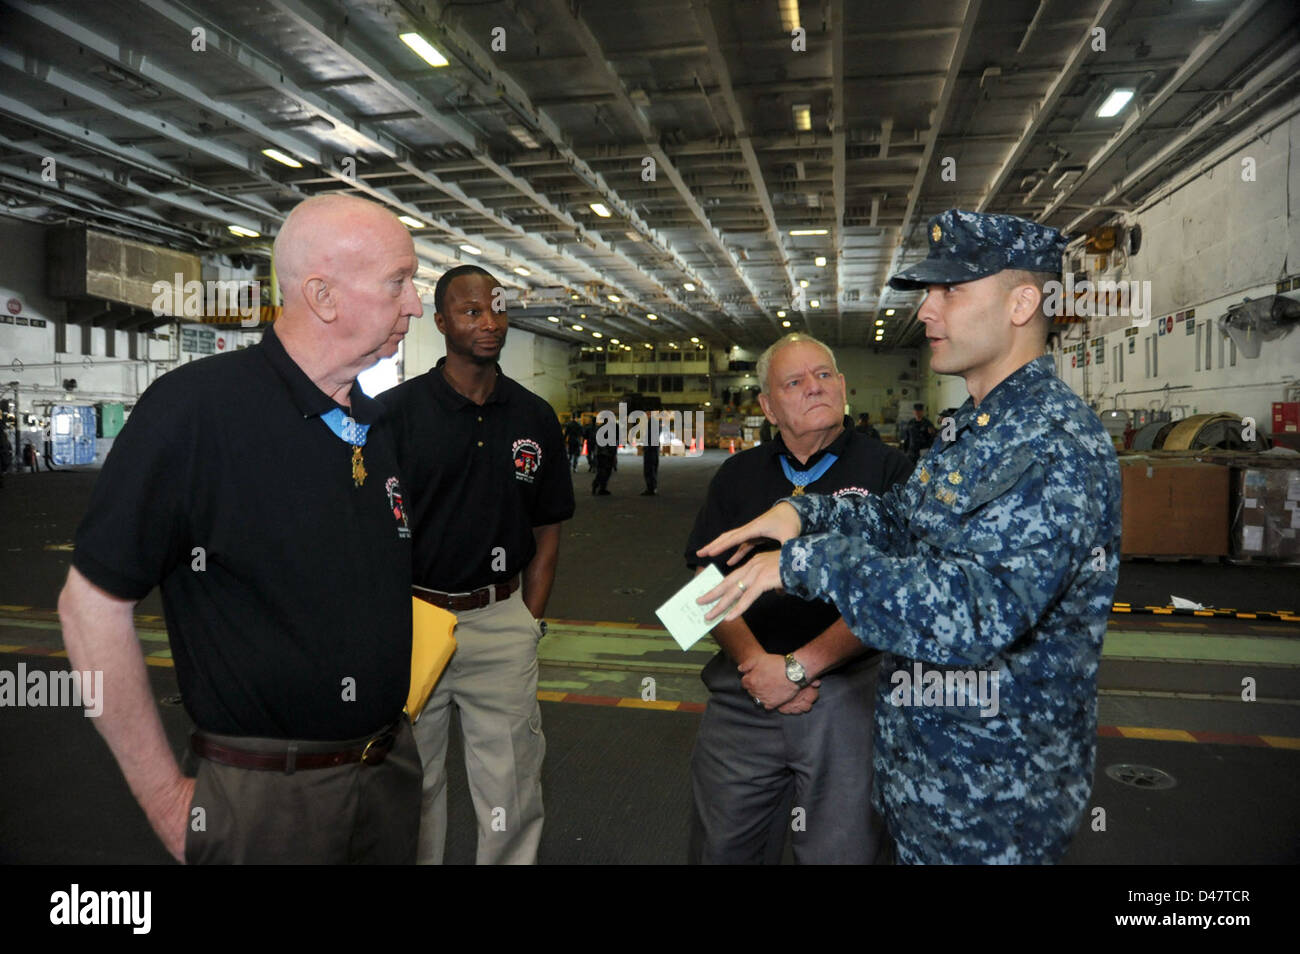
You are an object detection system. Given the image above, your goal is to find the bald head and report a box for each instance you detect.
[270,194,422,376]
[273,195,409,307]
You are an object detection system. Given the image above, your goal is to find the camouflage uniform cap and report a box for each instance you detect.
[888,209,1068,290]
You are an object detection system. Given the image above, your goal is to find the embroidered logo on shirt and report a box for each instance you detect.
[385,476,411,539]
[512,438,542,483]
[832,486,872,500]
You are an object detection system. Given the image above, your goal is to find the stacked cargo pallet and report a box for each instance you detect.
[1117,448,1300,562]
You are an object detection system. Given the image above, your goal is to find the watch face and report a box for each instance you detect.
[786,659,804,681]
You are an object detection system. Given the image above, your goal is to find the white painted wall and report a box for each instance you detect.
[920,106,1300,430]
[833,346,925,430]
[1,219,182,411]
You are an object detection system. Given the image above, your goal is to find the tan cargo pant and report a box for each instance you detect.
[411,590,545,864]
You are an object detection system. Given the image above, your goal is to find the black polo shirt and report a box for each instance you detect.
[685,423,913,656]
[379,359,575,592]
[73,326,412,740]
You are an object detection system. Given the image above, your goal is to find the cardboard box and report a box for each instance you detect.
[1231,466,1300,558]
[1120,459,1229,556]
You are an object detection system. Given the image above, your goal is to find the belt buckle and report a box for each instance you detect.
[360,730,395,766]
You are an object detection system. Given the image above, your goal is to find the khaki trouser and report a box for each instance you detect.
[184,716,422,864]
[412,590,545,864]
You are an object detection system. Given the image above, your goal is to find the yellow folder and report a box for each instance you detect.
[405,596,458,722]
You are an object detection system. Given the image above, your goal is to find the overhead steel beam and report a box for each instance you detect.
[831,0,846,344]
[0,43,292,219]
[1039,0,1271,221]
[976,0,1126,212]
[692,0,797,316]
[27,0,702,343]
[0,132,267,231]
[270,0,725,343]
[876,0,982,316]
[1063,42,1300,233]
[536,0,779,335]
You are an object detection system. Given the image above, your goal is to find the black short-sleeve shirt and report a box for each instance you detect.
[379,359,575,592]
[685,423,914,656]
[73,326,413,740]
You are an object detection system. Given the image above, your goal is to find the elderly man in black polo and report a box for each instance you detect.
[58,194,425,863]
[685,333,913,863]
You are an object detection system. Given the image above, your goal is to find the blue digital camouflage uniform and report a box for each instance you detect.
[779,356,1120,863]
[774,209,1121,864]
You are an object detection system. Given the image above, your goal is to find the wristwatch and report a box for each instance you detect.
[784,653,810,688]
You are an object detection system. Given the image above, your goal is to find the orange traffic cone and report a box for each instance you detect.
[729,438,736,454]
[581,439,588,456]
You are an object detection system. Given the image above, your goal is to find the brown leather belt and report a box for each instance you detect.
[413,576,519,612]
[190,718,401,773]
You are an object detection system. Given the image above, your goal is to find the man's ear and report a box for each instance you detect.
[432,310,447,335]
[303,277,337,323]
[1008,281,1042,331]
[757,392,778,425]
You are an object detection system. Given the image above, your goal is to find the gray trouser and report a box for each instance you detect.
[184,716,422,864]
[691,651,884,864]
[411,590,545,864]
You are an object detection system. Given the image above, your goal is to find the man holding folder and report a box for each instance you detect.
[381,264,574,865]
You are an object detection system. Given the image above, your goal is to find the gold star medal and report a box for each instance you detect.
[351,445,367,487]
[791,484,806,496]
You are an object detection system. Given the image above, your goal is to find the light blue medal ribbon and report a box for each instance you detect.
[780,452,838,496]
[319,407,370,487]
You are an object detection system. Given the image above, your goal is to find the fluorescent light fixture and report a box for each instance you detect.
[513,266,531,276]
[809,299,820,308]
[814,255,827,267]
[592,332,602,338]
[227,225,260,238]
[547,315,560,322]
[507,124,540,149]
[690,336,700,343]
[398,215,425,228]
[779,0,801,33]
[792,104,812,132]
[669,343,678,348]
[607,294,620,302]
[799,279,809,288]
[782,320,791,327]
[875,319,885,326]
[646,313,658,321]
[261,148,302,169]
[644,343,653,349]
[459,243,482,255]
[580,313,587,318]
[571,293,580,300]
[624,231,641,242]
[623,345,631,351]
[610,338,620,344]
[885,308,895,316]
[683,282,696,291]
[777,310,786,318]
[704,401,711,406]
[399,32,449,68]
[589,202,612,217]
[572,324,583,331]
[789,228,828,236]
[1096,88,1134,118]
